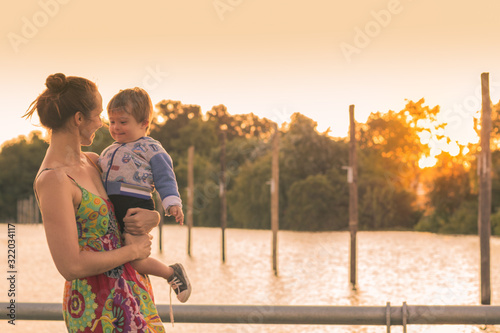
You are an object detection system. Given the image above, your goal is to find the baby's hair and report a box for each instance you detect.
[107,88,153,130]
[24,73,99,131]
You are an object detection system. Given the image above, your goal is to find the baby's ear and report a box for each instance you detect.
[141,119,150,129]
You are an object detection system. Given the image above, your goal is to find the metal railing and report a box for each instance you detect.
[2,302,500,331]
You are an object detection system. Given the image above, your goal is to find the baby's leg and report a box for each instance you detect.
[131,257,173,279]
[132,259,192,303]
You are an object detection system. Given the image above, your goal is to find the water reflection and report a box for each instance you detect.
[1,225,499,332]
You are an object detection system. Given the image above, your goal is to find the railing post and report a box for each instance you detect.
[386,302,391,332]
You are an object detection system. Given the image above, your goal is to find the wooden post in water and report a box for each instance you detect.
[34,195,40,224]
[17,199,20,223]
[271,123,280,276]
[348,105,358,288]
[158,215,163,253]
[29,195,34,223]
[187,145,194,257]
[220,130,227,263]
[156,191,164,253]
[17,197,36,224]
[479,72,492,305]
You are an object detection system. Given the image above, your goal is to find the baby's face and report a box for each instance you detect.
[108,111,148,143]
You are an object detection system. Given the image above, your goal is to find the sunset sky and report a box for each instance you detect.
[1,0,499,147]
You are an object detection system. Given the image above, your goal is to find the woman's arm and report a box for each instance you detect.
[36,170,152,281]
[123,207,160,235]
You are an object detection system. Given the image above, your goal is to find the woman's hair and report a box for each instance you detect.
[107,87,153,129]
[24,73,99,131]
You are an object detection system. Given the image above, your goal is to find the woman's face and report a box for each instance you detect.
[80,92,103,146]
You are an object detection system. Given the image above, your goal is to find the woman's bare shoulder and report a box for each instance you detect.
[35,168,69,191]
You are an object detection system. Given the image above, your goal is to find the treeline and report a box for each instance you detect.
[2,98,500,234]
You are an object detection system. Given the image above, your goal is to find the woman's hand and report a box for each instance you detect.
[123,233,153,260]
[123,207,160,235]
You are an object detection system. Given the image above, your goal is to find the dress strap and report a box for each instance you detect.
[35,167,55,180]
[33,168,80,205]
[84,153,102,174]
[34,153,96,205]
[33,168,54,204]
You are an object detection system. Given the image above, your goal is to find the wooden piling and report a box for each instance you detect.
[17,196,38,224]
[479,72,492,305]
[34,195,40,224]
[349,105,358,288]
[29,195,34,223]
[187,145,194,257]
[17,199,22,223]
[220,130,227,263]
[271,124,280,275]
[156,191,164,253]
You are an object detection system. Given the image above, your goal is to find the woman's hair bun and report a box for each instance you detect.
[45,73,68,93]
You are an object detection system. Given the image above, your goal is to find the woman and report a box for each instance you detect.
[24,73,165,332]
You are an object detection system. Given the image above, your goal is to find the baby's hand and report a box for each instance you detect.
[169,206,184,225]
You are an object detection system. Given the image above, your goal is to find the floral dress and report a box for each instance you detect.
[62,177,165,333]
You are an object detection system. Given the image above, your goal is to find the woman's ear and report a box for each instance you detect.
[73,111,83,126]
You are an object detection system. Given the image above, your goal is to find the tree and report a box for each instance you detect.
[280,113,347,185]
[284,173,348,231]
[206,104,274,141]
[228,153,273,229]
[150,100,207,159]
[355,99,447,230]
[0,132,48,221]
[358,99,440,191]
[357,147,421,230]
[415,160,475,233]
[186,154,221,227]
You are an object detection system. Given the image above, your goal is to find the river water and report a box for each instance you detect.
[2,224,500,332]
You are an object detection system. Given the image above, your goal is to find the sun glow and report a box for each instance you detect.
[157,115,166,124]
[418,155,438,168]
[417,112,479,169]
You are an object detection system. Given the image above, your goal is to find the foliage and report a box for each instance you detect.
[150,100,213,161]
[442,200,478,234]
[2,97,492,235]
[206,104,275,140]
[415,157,477,234]
[415,199,478,234]
[357,148,422,230]
[280,113,346,183]
[228,154,273,229]
[358,99,439,191]
[491,150,500,214]
[0,132,48,220]
[284,173,348,231]
[491,208,500,236]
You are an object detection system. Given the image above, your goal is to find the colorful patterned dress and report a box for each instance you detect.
[62,178,165,333]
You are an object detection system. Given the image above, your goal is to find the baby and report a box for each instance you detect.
[98,87,191,303]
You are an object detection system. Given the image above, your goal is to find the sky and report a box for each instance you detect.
[1,0,500,147]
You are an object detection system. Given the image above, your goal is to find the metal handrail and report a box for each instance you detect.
[2,302,500,326]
